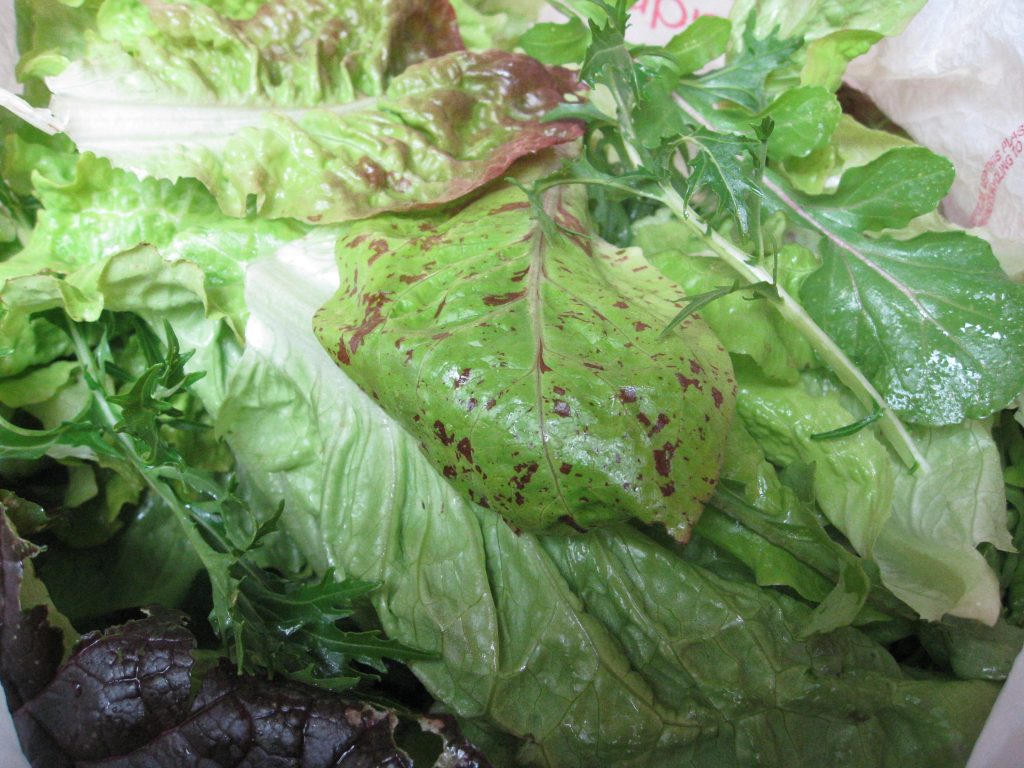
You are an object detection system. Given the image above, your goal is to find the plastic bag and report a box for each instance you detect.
[846,0,1024,279]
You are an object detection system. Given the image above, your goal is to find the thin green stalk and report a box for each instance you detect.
[654,182,928,472]
[65,323,241,581]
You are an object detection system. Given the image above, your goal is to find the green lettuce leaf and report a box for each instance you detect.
[873,421,1013,624]
[635,209,817,383]
[0,130,306,416]
[214,232,999,768]
[313,181,735,538]
[734,363,894,558]
[729,0,925,50]
[2,142,305,328]
[33,493,205,627]
[37,0,581,223]
[767,150,1024,425]
[449,0,546,50]
[733,362,1012,624]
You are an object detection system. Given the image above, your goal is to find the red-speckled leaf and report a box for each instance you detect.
[314,183,735,539]
[43,0,582,223]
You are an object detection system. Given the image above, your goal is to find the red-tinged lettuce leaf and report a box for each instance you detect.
[36,0,582,223]
[0,507,67,715]
[21,0,464,88]
[313,182,735,540]
[0,512,491,768]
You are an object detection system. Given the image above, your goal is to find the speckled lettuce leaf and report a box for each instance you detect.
[39,0,581,223]
[214,238,998,767]
[313,182,736,538]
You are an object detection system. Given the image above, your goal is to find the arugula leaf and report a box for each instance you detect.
[760,85,841,160]
[313,181,735,540]
[664,16,731,75]
[679,23,799,113]
[0,310,430,688]
[785,147,955,231]
[519,16,591,65]
[683,126,761,232]
[763,152,1024,424]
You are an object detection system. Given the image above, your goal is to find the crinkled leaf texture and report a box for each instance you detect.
[736,365,1013,625]
[729,0,925,49]
[214,232,999,768]
[41,0,581,223]
[313,183,735,538]
[874,421,1014,624]
[0,513,491,768]
[0,142,305,330]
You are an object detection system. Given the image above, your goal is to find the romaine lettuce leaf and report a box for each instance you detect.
[215,231,999,768]
[33,0,581,223]
[733,363,1013,624]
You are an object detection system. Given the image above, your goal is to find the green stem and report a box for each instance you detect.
[65,322,242,590]
[654,182,928,472]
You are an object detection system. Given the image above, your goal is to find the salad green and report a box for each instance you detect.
[0,0,1023,766]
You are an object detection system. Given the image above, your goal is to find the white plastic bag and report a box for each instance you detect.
[846,0,1024,279]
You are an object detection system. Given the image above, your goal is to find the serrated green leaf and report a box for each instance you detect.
[680,26,800,113]
[685,127,760,233]
[0,406,115,461]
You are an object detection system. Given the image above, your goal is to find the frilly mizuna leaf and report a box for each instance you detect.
[313,182,735,539]
[41,0,582,222]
